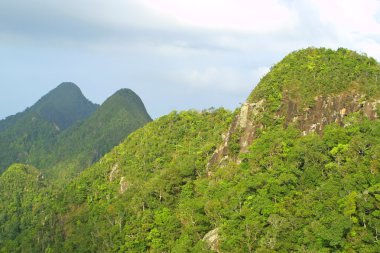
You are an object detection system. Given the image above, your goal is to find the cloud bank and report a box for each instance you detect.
[0,0,379,119]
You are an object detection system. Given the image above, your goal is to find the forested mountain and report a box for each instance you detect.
[1,48,380,252]
[0,82,98,173]
[0,83,152,179]
[0,82,98,133]
[29,82,99,130]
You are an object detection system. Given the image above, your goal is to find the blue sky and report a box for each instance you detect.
[1,0,380,119]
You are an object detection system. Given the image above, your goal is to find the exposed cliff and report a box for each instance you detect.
[208,48,380,169]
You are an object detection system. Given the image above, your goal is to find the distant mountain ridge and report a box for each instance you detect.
[46,87,152,179]
[0,83,152,178]
[32,82,99,130]
[0,82,98,132]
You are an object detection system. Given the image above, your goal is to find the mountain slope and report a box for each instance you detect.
[51,109,232,252]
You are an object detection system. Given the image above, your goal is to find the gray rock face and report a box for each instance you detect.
[208,91,380,170]
[203,228,220,252]
[280,92,380,135]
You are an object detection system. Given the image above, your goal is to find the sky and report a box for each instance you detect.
[1,0,380,119]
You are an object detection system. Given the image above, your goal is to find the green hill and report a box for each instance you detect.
[1,48,380,252]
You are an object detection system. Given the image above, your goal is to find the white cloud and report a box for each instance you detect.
[250,66,270,83]
[357,38,380,59]
[140,0,298,33]
[303,0,380,61]
[173,67,249,92]
[310,0,380,36]
[164,65,270,96]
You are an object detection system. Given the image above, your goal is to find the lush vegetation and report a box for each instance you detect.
[61,115,380,252]
[0,48,380,252]
[0,109,233,252]
[0,164,60,253]
[211,116,380,252]
[58,109,233,252]
[3,111,379,252]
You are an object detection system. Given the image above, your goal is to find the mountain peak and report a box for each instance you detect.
[43,82,83,100]
[209,47,380,168]
[100,88,152,121]
[32,82,99,130]
[113,88,134,95]
[249,47,380,106]
[108,88,141,101]
[53,82,82,94]
[56,81,80,88]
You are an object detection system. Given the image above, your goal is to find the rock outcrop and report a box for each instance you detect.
[281,92,379,135]
[208,91,380,170]
[203,228,220,252]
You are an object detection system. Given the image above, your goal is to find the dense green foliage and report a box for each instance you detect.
[1,48,379,252]
[0,109,233,252]
[5,110,378,253]
[210,116,380,252]
[58,109,232,252]
[0,164,61,253]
